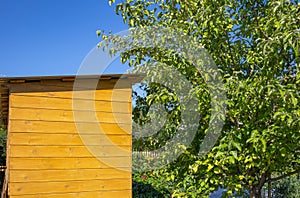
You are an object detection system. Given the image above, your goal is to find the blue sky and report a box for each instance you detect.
[0,0,129,77]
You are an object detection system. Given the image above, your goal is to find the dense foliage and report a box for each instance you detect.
[102,0,300,197]
[133,172,172,197]
[270,174,300,198]
[0,127,5,165]
[0,126,6,188]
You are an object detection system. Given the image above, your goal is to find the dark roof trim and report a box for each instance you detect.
[0,74,141,83]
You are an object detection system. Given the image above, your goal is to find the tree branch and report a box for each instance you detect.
[258,172,267,189]
[226,29,237,70]
[268,170,300,183]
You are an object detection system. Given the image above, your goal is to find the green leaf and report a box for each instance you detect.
[260,139,267,153]
[232,142,242,151]
[207,164,214,172]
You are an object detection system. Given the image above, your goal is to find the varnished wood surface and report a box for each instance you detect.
[7,83,132,197]
[10,190,132,198]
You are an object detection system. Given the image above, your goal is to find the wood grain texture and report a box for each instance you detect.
[9,108,131,124]
[9,169,131,182]
[9,179,131,195]
[10,145,131,158]
[7,79,132,197]
[12,89,131,102]
[9,120,131,135]
[9,190,131,198]
[10,95,131,113]
[9,157,132,170]
[9,133,131,146]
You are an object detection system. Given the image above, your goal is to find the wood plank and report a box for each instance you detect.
[8,179,131,195]
[9,120,132,135]
[9,157,132,170]
[4,106,12,198]
[10,145,131,158]
[9,108,131,124]
[9,190,131,198]
[10,95,131,113]
[9,133,131,146]
[11,89,131,102]
[9,169,131,182]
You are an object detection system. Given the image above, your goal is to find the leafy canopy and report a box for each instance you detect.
[103,0,300,197]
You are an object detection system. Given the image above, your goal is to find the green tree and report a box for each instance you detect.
[269,173,300,198]
[103,0,300,197]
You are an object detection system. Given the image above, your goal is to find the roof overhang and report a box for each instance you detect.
[0,74,142,129]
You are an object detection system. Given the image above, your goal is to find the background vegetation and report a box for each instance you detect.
[0,126,6,188]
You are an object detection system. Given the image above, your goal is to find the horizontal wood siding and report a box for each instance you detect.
[9,120,131,134]
[10,169,131,182]
[11,89,131,102]
[8,81,132,197]
[9,157,131,170]
[9,133,131,146]
[10,190,131,198]
[9,179,131,195]
[10,95,131,112]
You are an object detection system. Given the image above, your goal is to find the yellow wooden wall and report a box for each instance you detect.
[6,79,132,197]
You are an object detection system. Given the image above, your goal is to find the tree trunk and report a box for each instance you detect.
[249,186,262,198]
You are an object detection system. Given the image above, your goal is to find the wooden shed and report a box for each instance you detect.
[0,74,135,197]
